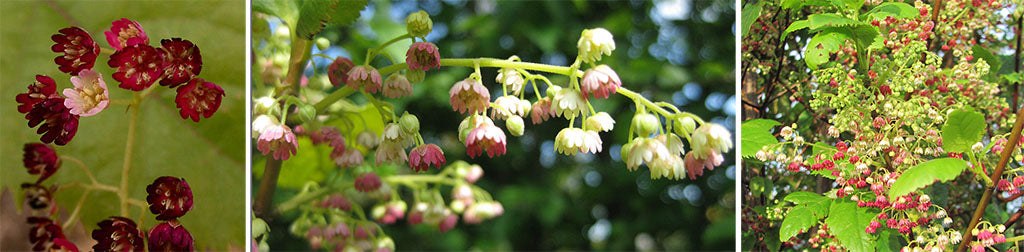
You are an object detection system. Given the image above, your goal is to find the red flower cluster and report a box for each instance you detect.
[28,216,78,251]
[145,176,194,220]
[23,143,61,183]
[91,217,144,251]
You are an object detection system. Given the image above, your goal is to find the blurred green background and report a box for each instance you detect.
[254,0,737,250]
[1,0,245,250]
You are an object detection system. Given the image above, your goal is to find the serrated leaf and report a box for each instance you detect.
[888,158,968,200]
[741,2,763,37]
[1002,72,1024,84]
[971,45,1001,76]
[780,0,832,9]
[806,28,853,69]
[808,14,864,30]
[861,2,918,21]
[253,0,298,25]
[825,200,876,252]
[780,192,831,241]
[781,20,810,41]
[875,230,902,252]
[295,0,369,39]
[741,119,781,157]
[941,109,986,153]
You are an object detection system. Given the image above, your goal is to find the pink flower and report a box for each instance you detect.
[17,75,58,113]
[104,18,148,50]
[439,213,459,233]
[374,142,408,166]
[333,149,364,168]
[26,97,79,146]
[409,144,445,172]
[449,78,490,114]
[684,151,723,180]
[530,97,555,124]
[346,65,383,94]
[145,176,194,220]
[158,38,203,87]
[406,42,440,71]
[63,69,109,117]
[328,57,355,87]
[108,44,167,91]
[355,173,382,192]
[174,78,224,122]
[580,65,621,99]
[51,27,100,75]
[23,143,61,183]
[465,123,507,158]
[382,74,413,98]
[148,221,194,252]
[258,125,299,160]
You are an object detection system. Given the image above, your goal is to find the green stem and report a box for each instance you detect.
[379,58,578,77]
[118,87,147,217]
[617,87,704,125]
[274,183,341,215]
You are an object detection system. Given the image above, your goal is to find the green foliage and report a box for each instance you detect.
[887,158,968,200]
[971,45,1002,77]
[861,2,918,21]
[741,119,780,157]
[824,200,877,252]
[779,192,831,241]
[941,109,986,153]
[805,28,853,69]
[295,0,369,39]
[1,0,244,249]
[741,2,763,37]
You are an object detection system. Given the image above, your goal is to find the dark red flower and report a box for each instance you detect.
[26,97,79,146]
[145,176,194,221]
[408,144,445,172]
[104,18,148,50]
[51,27,99,75]
[406,42,440,71]
[16,75,58,113]
[148,221,194,252]
[23,143,61,183]
[28,216,65,251]
[159,38,203,87]
[51,238,80,252]
[318,193,351,211]
[91,216,144,252]
[108,44,167,91]
[174,78,224,122]
[355,173,382,193]
[21,183,53,210]
[327,57,355,87]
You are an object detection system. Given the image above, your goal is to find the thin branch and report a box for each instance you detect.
[958,106,1024,252]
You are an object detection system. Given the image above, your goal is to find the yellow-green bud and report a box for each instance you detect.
[633,113,660,136]
[405,10,433,38]
[507,115,525,136]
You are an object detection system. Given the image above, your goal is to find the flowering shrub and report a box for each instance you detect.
[252,1,734,250]
[742,0,1024,251]
[2,1,245,250]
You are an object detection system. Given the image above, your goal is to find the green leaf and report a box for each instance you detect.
[805,28,853,69]
[780,192,832,241]
[780,0,832,9]
[741,119,781,157]
[888,158,968,200]
[781,20,810,41]
[971,45,1002,76]
[808,13,864,30]
[1002,72,1024,84]
[765,228,781,252]
[941,109,986,153]
[875,230,903,252]
[295,0,369,39]
[741,2,763,37]
[861,2,918,21]
[825,200,877,252]
[253,0,299,25]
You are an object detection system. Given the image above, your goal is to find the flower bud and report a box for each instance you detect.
[405,10,433,38]
[633,113,660,136]
[253,96,277,115]
[406,69,425,83]
[399,112,420,134]
[506,115,525,136]
[315,37,330,50]
[673,117,696,136]
[297,104,316,123]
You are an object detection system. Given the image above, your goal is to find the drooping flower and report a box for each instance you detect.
[251,114,278,137]
[408,144,445,172]
[375,142,409,166]
[327,57,355,87]
[158,38,203,87]
[63,69,109,117]
[148,221,194,252]
[108,44,167,91]
[382,74,413,98]
[580,65,621,99]
[23,143,61,183]
[51,27,100,75]
[355,173,382,192]
[490,95,530,120]
[257,124,299,160]
[381,123,415,148]
[22,183,53,210]
[577,28,615,64]
[26,97,79,146]
[684,151,724,180]
[689,123,733,159]
[145,176,194,221]
[449,78,490,114]
[529,97,555,124]
[375,201,407,224]
[465,122,507,158]
[554,128,603,155]
[357,130,379,149]
[174,78,224,122]
[51,238,79,252]
[495,68,524,96]
[552,88,587,119]
[406,42,440,71]
[650,155,685,180]
[333,149,364,168]
[91,216,145,252]
[584,112,615,132]
[458,114,492,143]
[28,216,67,251]
[17,75,58,113]
[623,137,672,171]
[346,65,383,94]
[104,18,148,50]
